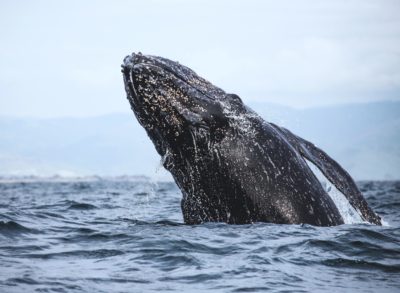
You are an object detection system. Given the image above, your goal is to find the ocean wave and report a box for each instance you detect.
[0,220,37,235]
[0,180,398,292]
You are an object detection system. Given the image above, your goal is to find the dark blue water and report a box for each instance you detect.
[0,178,399,292]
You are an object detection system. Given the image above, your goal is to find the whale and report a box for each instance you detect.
[121,52,382,226]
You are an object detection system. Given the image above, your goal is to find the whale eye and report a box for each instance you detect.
[226,93,243,104]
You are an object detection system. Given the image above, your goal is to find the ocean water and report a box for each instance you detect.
[0,178,399,293]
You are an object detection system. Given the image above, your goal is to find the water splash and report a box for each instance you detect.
[305,159,364,224]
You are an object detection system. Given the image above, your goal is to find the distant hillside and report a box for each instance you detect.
[0,101,399,180]
[252,101,400,180]
[0,114,162,177]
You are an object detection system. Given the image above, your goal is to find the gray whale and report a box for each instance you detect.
[121,52,381,226]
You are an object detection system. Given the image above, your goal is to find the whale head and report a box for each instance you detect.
[121,53,245,159]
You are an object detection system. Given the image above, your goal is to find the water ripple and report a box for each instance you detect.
[0,179,398,292]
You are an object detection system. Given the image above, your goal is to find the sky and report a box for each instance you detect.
[0,0,399,118]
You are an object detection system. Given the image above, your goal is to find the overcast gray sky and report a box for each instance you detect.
[0,0,399,118]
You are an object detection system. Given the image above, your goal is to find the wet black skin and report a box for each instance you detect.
[121,52,382,226]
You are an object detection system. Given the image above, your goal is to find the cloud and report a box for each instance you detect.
[0,0,399,117]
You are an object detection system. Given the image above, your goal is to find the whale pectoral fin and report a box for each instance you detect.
[270,123,382,225]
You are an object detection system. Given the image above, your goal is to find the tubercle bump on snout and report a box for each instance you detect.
[121,54,135,70]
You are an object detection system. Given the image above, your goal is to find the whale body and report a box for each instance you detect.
[121,52,381,226]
